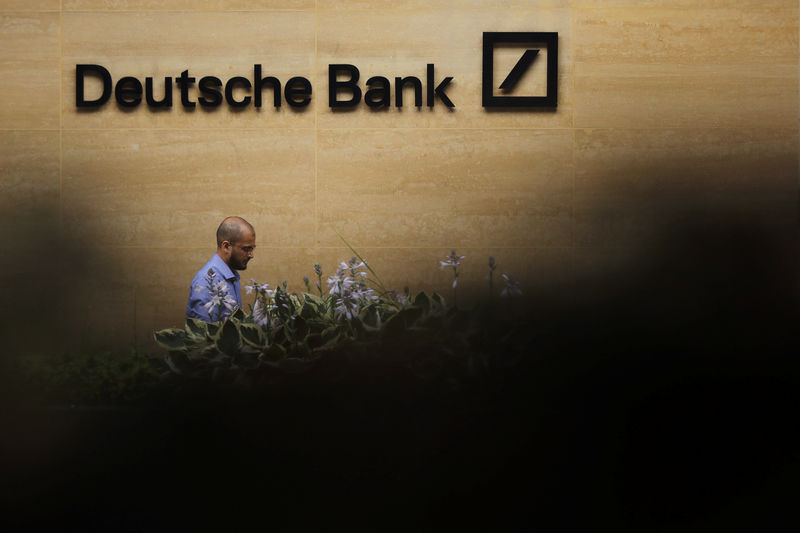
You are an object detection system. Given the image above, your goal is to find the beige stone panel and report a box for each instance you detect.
[61,129,316,249]
[0,61,61,129]
[574,63,797,129]
[575,8,797,64]
[318,1,570,8]
[573,1,794,8]
[0,14,60,129]
[573,7,798,129]
[324,1,795,7]
[0,1,60,11]
[317,128,573,248]
[316,9,572,128]
[61,12,315,129]
[0,131,59,222]
[64,0,314,10]
[0,131,60,289]
[0,13,59,59]
[576,128,798,194]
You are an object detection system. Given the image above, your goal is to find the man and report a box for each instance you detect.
[186,216,256,322]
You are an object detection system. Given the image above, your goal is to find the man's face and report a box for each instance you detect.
[227,229,256,271]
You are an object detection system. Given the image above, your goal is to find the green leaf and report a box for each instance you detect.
[200,344,221,359]
[383,307,425,339]
[413,291,431,311]
[349,316,365,335]
[378,304,399,319]
[261,342,287,362]
[239,323,266,348]
[300,302,319,320]
[314,332,345,352]
[215,319,241,356]
[289,294,303,311]
[206,322,221,338]
[359,304,381,331]
[186,345,210,362]
[184,318,207,341]
[272,325,288,346]
[292,316,310,339]
[230,308,245,322]
[303,293,325,308]
[165,350,191,374]
[321,325,340,341]
[431,292,446,309]
[154,329,187,351]
[305,332,325,350]
[305,318,331,334]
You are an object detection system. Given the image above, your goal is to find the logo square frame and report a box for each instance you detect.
[482,31,558,108]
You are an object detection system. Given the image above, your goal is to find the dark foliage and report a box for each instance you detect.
[1,212,798,531]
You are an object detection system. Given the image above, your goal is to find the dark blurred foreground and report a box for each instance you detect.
[1,212,798,531]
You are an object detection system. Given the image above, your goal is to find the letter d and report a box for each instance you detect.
[76,64,112,108]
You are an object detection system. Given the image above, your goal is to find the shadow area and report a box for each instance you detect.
[1,186,798,531]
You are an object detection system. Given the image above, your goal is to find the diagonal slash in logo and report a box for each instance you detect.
[499,49,540,92]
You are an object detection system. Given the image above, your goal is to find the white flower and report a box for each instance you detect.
[326,257,376,321]
[246,280,270,296]
[213,280,228,294]
[204,295,222,314]
[440,250,466,269]
[500,274,523,298]
[333,291,362,321]
[198,271,240,321]
[253,299,269,329]
[222,294,238,312]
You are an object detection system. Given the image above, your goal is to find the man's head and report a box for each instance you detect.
[216,216,256,271]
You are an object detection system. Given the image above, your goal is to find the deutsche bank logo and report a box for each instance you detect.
[482,32,558,108]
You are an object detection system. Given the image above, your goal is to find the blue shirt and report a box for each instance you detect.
[186,254,242,322]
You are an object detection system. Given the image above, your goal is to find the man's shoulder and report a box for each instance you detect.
[190,256,220,286]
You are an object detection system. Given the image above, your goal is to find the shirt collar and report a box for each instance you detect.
[210,253,239,282]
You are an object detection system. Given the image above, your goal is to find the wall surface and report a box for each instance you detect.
[0,1,797,351]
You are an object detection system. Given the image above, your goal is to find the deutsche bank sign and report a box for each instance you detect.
[75,32,558,111]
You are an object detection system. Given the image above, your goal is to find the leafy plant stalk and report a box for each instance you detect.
[334,229,390,297]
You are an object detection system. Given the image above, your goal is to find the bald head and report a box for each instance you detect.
[216,216,254,248]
